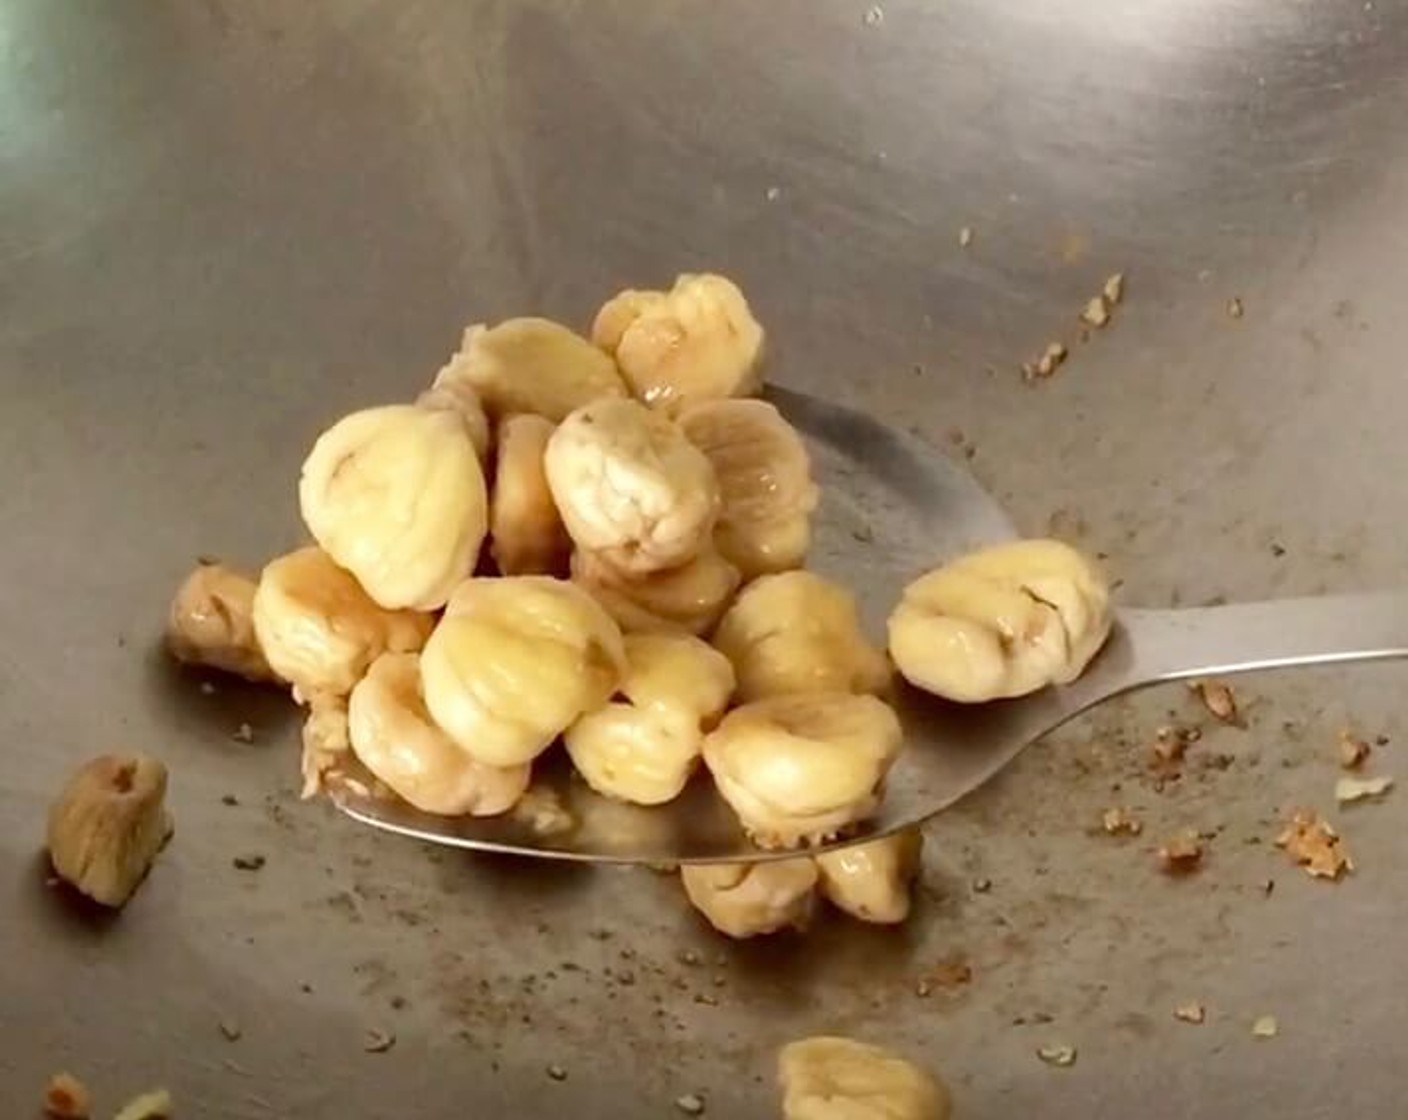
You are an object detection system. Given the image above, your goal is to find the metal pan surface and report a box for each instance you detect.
[3,2,1407,1117]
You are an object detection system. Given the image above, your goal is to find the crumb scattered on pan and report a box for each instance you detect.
[958,226,973,248]
[1078,295,1110,329]
[922,954,973,992]
[200,682,216,695]
[1338,730,1371,770]
[1037,341,1067,377]
[1174,1002,1206,1024]
[1158,830,1204,875]
[232,854,266,871]
[1079,271,1126,329]
[972,877,992,893]
[1190,678,1240,725]
[547,1064,569,1082]
[1251,1015,1278,1039]
[765,186,781,202]
[219,1018,242,1041]
[220,793,239,807]
[1150,725,1199,775]
[1227,297,1244,319]
[232,722,254,744]
[1197,751,1235,773]
[675,1093,707,1115]
[1101,807,1143,836]
[863,4,884,26]
[1276,809,1352,880]
[1036,1044,1077,1068]
[1335,775,1393,804]
[112,1089,173,1120]
[1021,341,1069,382]
[43,1072,91,1119]
[364,1029,396,1054]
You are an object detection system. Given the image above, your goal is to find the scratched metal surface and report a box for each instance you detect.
[2,1,1407,1116]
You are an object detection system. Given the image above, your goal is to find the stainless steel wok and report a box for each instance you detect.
[3,2,1407,1116]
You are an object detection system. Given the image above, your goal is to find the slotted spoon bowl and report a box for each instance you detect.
[328,386,1408,862]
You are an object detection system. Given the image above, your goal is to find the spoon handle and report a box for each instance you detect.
[1068,592,1408,715]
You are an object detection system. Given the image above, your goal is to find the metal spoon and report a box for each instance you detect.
[328,387,1408,863]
